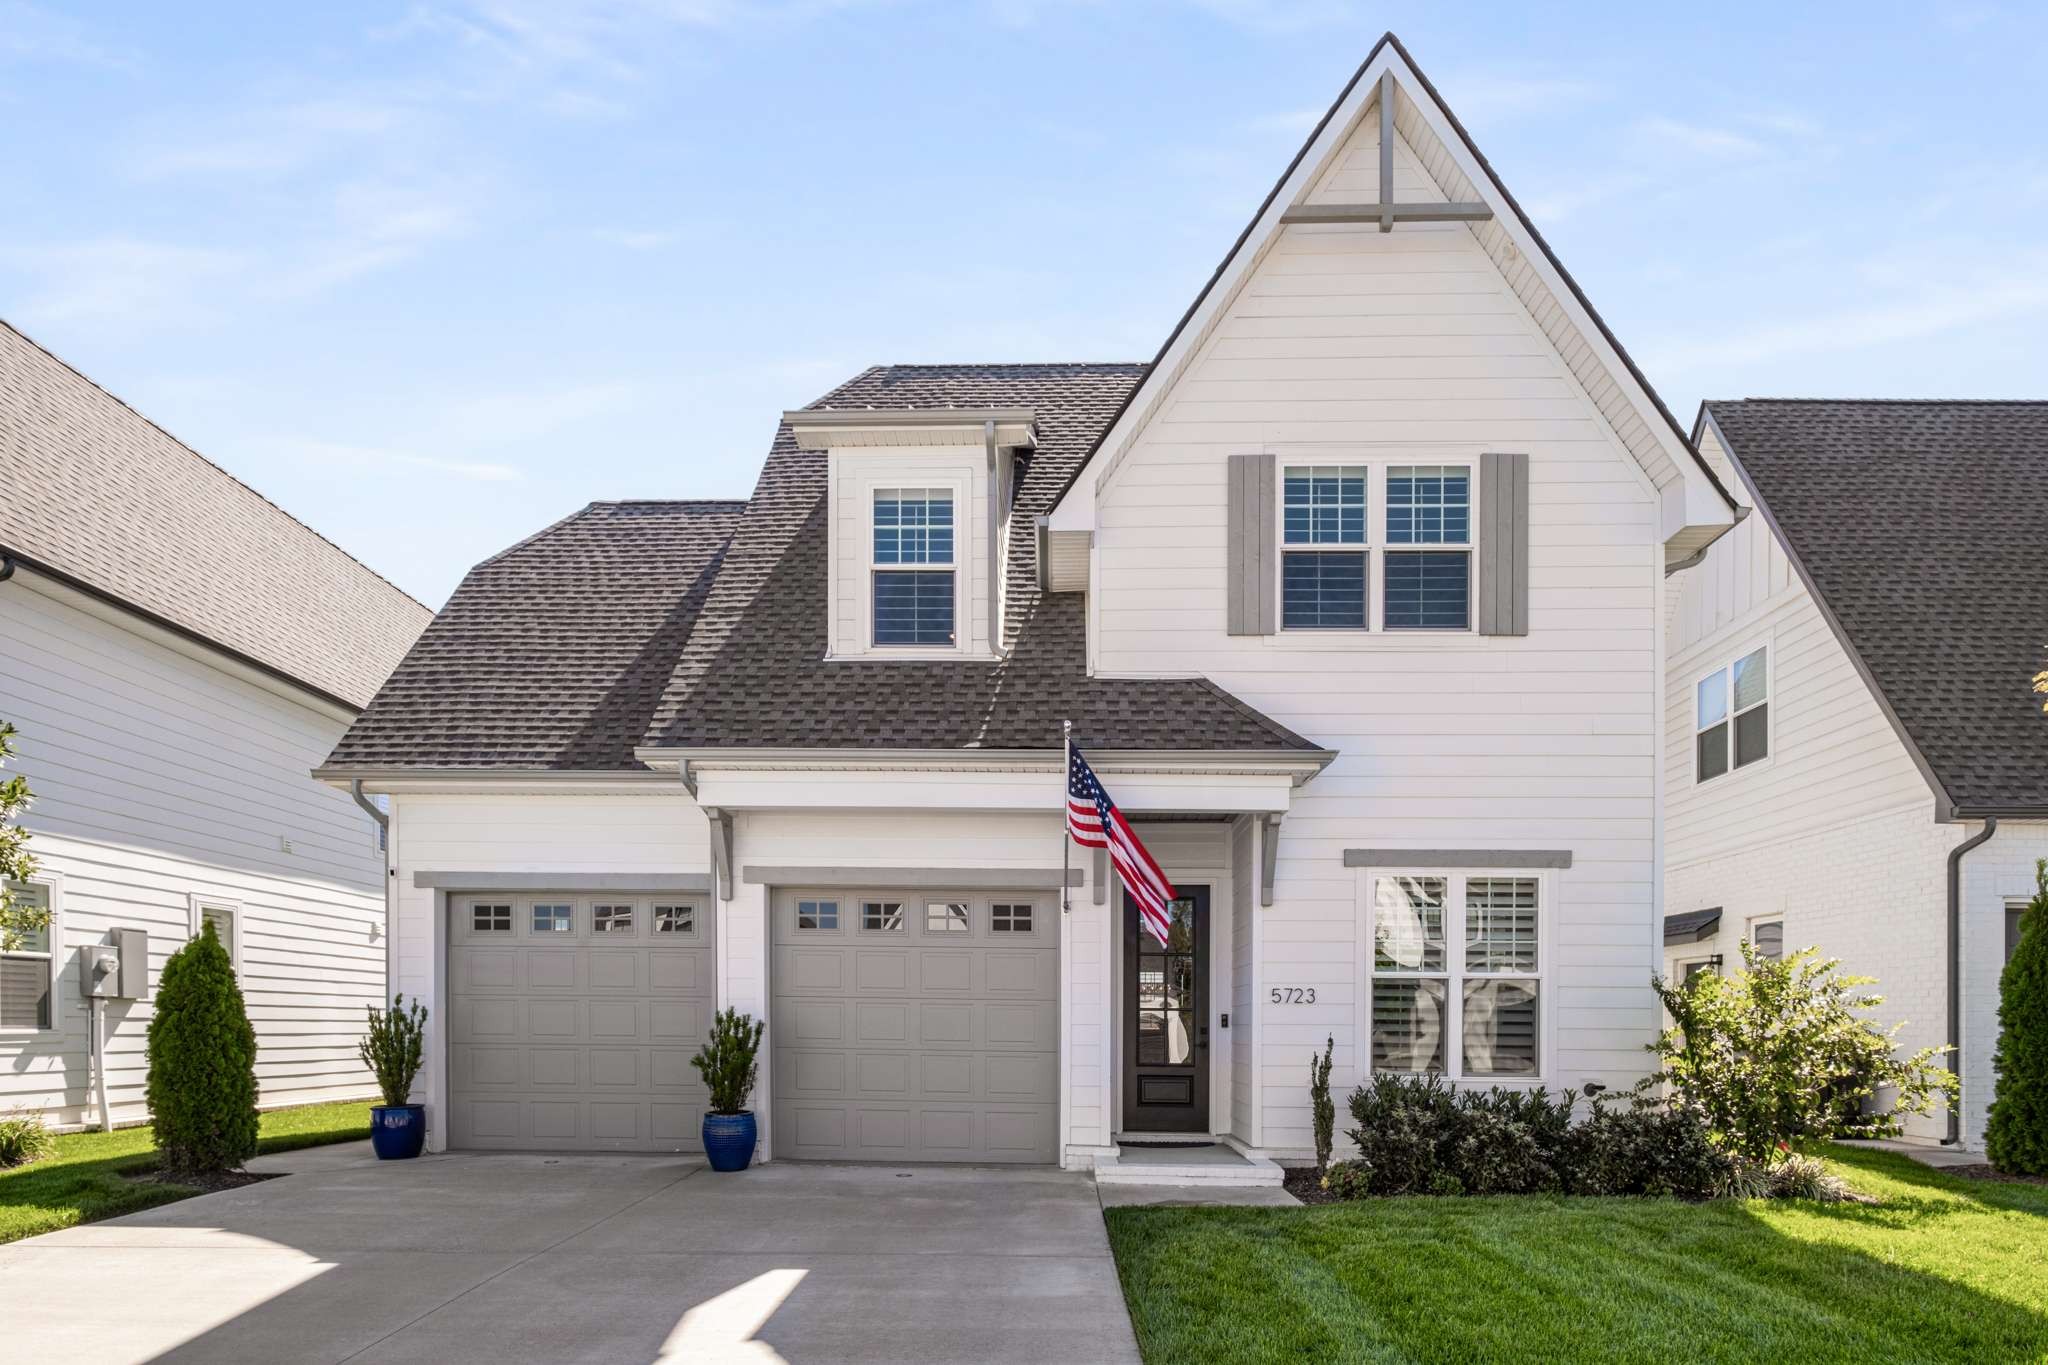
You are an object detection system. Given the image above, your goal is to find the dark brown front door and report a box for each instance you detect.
[1122,886,1209,1134]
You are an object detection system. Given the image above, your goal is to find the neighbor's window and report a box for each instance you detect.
[0,882,53,1031]
[653,904,695,935]
[1750,919,1783,962]
[2010,901,2028,963]
[795,899,838,931]
[873,488,955,646]
[862,901,905,932]
[471,902,512,933]
[926,901,969,933]
[532,903,574,934]
[1383,465,1471,630]
[592,904,635,934]
[1370,872,1542,1079]
[1282,466,1367,629]
[991,903,1034,933]
[1696,646,1768,782]
[1682,959,1718,985]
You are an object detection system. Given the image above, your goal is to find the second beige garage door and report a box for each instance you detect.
[770,888,1058,1163]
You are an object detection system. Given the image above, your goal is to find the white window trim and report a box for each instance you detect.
[1276,460,1478,637]
[865,477,969,658]
[188,892,242,979]
[1355,866,1552,1084]
[1,871,63,1036]
[1692,638,1773,785]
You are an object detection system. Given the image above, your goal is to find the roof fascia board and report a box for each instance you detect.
[783,407,1037,428]
[1699,405,1956,818]
[6,549,363,719]
[316,768,674,793]
[634,744,1335,779]
[1045,40,1394,533]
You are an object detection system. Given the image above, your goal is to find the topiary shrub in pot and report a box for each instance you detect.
[359,994,429,1160]
[693,1008,765,1171]
[147,920,259,1176]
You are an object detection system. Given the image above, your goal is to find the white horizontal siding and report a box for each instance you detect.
[0,578,387,1125]
[1090,110,1664,1155]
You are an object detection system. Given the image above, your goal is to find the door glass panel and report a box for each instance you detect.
[1136,897,1199,1069]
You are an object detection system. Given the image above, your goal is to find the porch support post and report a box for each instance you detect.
[1092,847,1108,904]
[1260,813,1281,907]
[705,806,734,902]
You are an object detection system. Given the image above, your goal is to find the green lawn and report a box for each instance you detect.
[1105,1148,2048,1364]
[0,1100,371,1246]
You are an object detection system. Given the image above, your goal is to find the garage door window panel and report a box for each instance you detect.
[471,903,512,934]
[653,904,697,936]
[862,901,905,933]
[533,903,575,934]
[593,903,636,935]
[796,899,839,932]
[926,902,969,933]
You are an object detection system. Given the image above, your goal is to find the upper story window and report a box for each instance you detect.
[1696,645,1768,783]
[1281,463,1472,632]
[873,488,955,647]
[1282,466,1366,628]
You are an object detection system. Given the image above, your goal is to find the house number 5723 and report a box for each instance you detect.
[1269,987,1316,1004]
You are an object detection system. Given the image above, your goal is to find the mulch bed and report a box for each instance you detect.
[124,1167,281,1194]
[1282,1166,1341,1205]
[1944,1163,2048,1188]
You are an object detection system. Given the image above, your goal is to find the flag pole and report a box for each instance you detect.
[1061,719,1072,914]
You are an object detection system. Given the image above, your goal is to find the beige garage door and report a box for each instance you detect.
[448,893,714,1152]
[771,888,1058,1163]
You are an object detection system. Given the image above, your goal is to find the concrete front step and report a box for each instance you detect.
[1093,1144,1287,1187]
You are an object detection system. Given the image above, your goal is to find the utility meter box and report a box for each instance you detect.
[80,930,149,1000]
[81,945,120,999]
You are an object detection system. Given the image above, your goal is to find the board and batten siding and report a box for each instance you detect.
[0,574,388,1127]
[1088,110,1665,1154]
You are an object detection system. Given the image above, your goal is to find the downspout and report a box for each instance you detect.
[351,780,395,1010]
[1944,816,1998,1145]
[1,552,16,583]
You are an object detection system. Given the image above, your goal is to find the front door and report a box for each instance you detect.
[1121,886,1209,1134]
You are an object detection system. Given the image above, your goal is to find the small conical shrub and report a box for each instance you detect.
[691,1008,764,1116]
[1988,860,2048,1175]
[147,920,258,1174]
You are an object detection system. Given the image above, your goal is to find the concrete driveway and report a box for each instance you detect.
[0,1144,1140,1364]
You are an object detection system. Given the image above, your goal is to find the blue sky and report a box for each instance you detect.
[3,2,2044,607]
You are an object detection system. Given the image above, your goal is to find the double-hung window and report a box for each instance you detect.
[1696,645,1768,782]
[1280,463,1473,631]
[872,488,955,647]
[1281,466,1367,628]
[1368,871,1542,1078]
[1383,465,1472,629]
[1,882,54,1031]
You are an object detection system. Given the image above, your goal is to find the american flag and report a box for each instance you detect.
[1067,742,1177,947]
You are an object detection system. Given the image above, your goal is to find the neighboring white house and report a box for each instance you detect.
[0,320,432,1130]
[319,33,1738,1169]
[1664,400,2048,1151]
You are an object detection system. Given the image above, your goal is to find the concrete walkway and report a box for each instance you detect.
[0,1144,1140,1364]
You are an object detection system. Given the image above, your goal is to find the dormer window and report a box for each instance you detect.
[873,488,956,646]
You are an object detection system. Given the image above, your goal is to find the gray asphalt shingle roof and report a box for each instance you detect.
[1707,399,2048,815]
[324,499,744,770]
[326,363,1320,770]
[1,320,431,709]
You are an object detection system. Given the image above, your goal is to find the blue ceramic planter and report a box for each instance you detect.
[703,1112,757,1171]
[370,1104,427,1160]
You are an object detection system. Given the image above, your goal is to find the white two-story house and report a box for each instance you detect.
[1664,399,2047,1152]
[1,320,431,1129]
[319,33,1736,1172]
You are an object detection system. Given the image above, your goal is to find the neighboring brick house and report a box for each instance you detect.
[0,320,431,1129]
[1663,400,2048,1150]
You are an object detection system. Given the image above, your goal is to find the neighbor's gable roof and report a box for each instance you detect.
[1704,399,2048,816]
[0,321,431,710]
[1047,31,1737,550]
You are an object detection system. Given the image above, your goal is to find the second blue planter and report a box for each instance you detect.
[702,1112,757,1171]
[369,1104,427,1160]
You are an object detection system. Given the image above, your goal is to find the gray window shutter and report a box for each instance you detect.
[1226,453,1277,635]
[1478,451,1529,636]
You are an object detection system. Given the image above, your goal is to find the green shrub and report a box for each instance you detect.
[358,994,428,1107]
[1988,861,2048,1176]
[0,1111,53,1167]
[1649,943,1956,1162]
[691,1008,764,1115]
[1320,1159,1372,1199]
[1308,1035,1335,1172]
[1566,1095,1733,1200]
[146,921,258,1174]
[1345,1072,1458,1195]
[1767,1152,1854,1202]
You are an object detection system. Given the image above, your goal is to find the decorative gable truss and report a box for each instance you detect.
[1044,33,1737,574]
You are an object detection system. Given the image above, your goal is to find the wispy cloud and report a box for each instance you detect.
[0,237,247,327]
